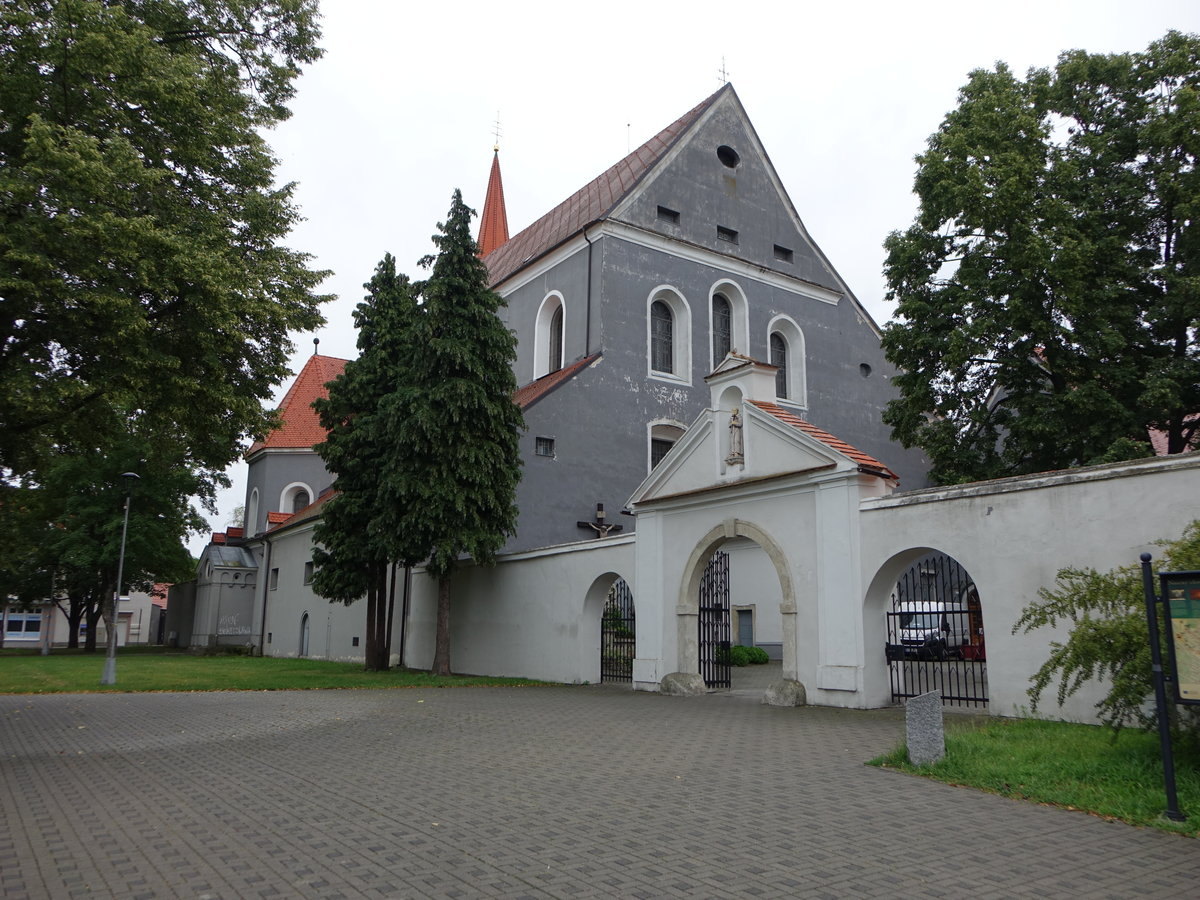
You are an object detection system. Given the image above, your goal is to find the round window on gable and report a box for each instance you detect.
[860,363,873,378]
[717,145,740,169]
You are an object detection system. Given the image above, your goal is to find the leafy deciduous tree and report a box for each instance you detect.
[882,32,1200,485]
[0,0,330,480]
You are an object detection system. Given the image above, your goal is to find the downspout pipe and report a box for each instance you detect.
[258,533,273,656]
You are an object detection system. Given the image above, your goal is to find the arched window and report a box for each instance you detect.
[770,332,788,399]
[549,304,563,375]
[767,315,807,407]
[711,293,731,365]
[648,421,686,471]
[651,301,674,374]
[280,482,313,518]
[533,292,565,379]
[246,488,259,536]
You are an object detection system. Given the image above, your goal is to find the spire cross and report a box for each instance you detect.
[492,112,502,152]
[718,57,730,84]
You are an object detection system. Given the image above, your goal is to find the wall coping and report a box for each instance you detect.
[862,451,1200,511]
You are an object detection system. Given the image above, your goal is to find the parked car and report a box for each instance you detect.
[886,601,972,660]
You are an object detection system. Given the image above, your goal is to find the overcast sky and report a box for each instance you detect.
[191,0,1200,552]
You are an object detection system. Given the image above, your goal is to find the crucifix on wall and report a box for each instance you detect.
[577,502,624,538]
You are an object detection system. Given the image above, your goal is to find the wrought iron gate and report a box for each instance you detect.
[699,551,731,688]
[600,578,635,683]
[885,553,987,707]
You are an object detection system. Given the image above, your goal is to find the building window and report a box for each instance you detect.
[303,561,314,585]
[770,332,788,399]
[767,315,807,406]
[246,488,259,536]
[649,422,686,471]
[717,225,739,244]
[717,145,740,169]
[548,304,563,375]
[711,293,731,365]
[534,293,565,379]
[4,612,41,639]
[535,436,556,458]
[774,244,794,263]
[269,568,279,590]
[650,300,674,374]
[280,483,313,518]
[657,205,680,225]
[292,490,310,513]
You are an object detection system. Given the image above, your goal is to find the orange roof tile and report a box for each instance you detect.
[478,149,510,257]
[482,85,728,287]
[266,511,291,525]
[246,354,348,456]
[748,401,898,482]
[514,354,599,410]
[267,489,335,533]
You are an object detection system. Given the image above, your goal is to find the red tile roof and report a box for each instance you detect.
[514,354,599,410]
[246,354,348,456]
[478,149,510,257]
[748,401,898,482]
[266,511,291,525]
[482,85,728,287]
[267,489,335,533]
[1149,418,1199,456]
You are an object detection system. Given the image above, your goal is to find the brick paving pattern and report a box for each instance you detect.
[2,672,1197,898]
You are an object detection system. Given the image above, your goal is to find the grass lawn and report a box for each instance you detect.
[869,716,1200,837]
[0,647,547,694]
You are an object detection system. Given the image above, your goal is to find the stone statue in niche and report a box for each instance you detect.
[726,407,745,467]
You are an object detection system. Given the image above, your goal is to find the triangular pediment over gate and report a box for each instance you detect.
[628,356,897,508]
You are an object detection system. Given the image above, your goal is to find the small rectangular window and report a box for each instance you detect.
[657,205,680,225]
[535,436,556,458]
[773,244,794,263]
[269,568,279,590]
[303,561,314,585]
[717,225,739,244]
[352,636,360,647]
[267,632,272,644]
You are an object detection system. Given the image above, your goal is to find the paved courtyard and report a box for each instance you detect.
[1,672,1197,899]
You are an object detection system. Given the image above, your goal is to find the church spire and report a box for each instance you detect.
[477,144,510,257]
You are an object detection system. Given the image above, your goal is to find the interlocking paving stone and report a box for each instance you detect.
[2,677,1199,898]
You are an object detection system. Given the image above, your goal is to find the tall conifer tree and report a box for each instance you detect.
[390,191,523,675]
[313,255,420,670]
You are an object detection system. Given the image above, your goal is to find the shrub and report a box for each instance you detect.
[747,646,770,664]
[729,645,751,667]
[1015,520,1200,737]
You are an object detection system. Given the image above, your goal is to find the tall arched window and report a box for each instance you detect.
[770,332,788,399]
[767,315,807,406]
[246,488,259,536]
[651,301,674,374]
[292,490,310,513]
[548,304,563,374]
[711,293,731,365]
[533,292,566,379]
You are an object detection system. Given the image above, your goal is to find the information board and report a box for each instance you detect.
[1161,571,1200,706]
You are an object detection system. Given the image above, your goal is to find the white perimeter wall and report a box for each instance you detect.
[404,535,636,683]
[859,453,1200,722]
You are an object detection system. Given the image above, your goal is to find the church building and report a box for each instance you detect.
[178,83,933,694]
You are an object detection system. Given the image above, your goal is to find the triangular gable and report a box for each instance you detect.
[628,402,867,508]
[246,354,348,457]
[608,86,847,301]
[482,86,725,288]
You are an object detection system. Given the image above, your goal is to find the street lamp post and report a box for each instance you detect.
[101,472,140,686]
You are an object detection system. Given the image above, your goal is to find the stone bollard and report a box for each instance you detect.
[905,690,945,766]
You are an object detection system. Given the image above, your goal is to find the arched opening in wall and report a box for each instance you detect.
[646,287,691,382]
[533,292,565,379]
[678,524,793,691]
[299,612,310,658]
[600,578,636,683]
[876,550,987,708]
[246,488,259,536]
[708,281,749,372]
[648,421,686,471]
[281,482,313,517]
[766,315,806,408]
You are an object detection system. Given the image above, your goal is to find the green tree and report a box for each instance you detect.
[312,255,421,671]
[389,191,524,676]
[6,429,206,650]
[1016,521,1200,737]
[882,32,1200,485]
[0,0,329,481]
